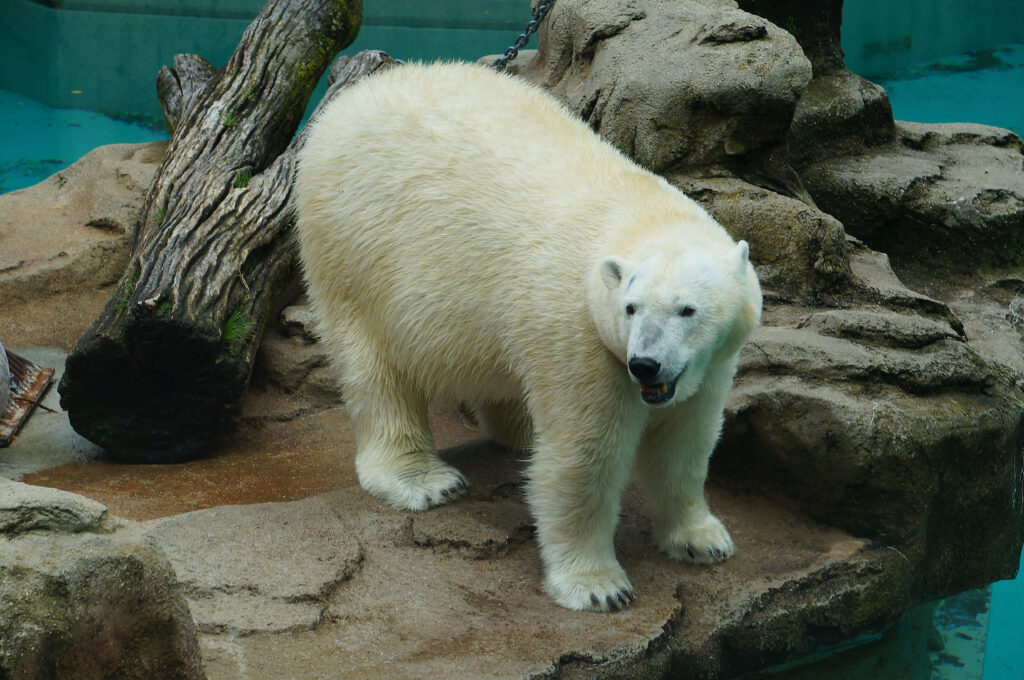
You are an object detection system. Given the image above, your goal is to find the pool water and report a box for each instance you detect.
[0,0,528,193]
[870,42,1024,135]
[0,89,168,193]
[758,557,1024,680]
[980,561,1024,679]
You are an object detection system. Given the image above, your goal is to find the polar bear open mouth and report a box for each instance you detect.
[638,374,680,405]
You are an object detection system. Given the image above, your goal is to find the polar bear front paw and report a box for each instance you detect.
[659,514,735,565]
[545,567,635,612]
[358,458,468,512]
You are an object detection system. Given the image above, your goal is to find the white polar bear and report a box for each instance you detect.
[295,61,762,612]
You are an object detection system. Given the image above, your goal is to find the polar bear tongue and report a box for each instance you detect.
[638,379,676,405]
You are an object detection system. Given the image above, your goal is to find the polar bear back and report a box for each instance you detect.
[295,61,732,400]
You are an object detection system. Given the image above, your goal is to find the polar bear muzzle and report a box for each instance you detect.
[629,357,683,405]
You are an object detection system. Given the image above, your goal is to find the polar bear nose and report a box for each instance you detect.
[628,357,661,383]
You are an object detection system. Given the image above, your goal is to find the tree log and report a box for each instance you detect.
[155,54,218,134]
[58,0,391,464]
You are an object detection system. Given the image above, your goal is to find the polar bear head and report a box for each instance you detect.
[591,240,759,406]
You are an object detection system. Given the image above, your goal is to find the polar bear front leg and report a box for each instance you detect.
[526,410,642,612]
[637,384,734,565]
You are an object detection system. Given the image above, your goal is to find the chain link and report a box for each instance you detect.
[492,1,555,72]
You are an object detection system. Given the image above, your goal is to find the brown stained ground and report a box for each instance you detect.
[21,402,479,521]
[0,288,113,351]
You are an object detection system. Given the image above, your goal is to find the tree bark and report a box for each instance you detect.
[58,0,389,464]
[155,53,219,134]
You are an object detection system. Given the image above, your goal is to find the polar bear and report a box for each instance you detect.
[295,61,762,612]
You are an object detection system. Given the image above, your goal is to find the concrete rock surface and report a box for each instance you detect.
[145,495,364,636]
[0,141,166,349]
[520,0,812,195]
[0,475,108,533]
[718,244,1024,601]
[0,479,204,680]
[141,440,915,680]
[0,141,165,304]
[728,0,1024,600]
[740,1,1024,275]
[246,301,343,424]
[803,122,1024,273]
[788,69,896,168]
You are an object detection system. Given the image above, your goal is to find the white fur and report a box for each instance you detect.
[294,62,762,612]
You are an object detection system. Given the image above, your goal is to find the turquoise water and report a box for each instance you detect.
[983,561,1024,679]
[0,89,168,193]
[759,556,1024,679]
[0,0,526,194]
[867,42,1024,135]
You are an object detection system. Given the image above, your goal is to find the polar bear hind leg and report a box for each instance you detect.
[328,319,468,512]
[473,400,533,452]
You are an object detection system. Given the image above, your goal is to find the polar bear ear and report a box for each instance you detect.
[599,256,627,291]
[730,240,750,277]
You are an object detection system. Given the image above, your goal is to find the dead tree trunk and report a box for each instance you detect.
[58,0,390,463]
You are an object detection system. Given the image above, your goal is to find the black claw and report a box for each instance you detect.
[590,593,600,607]
[616,592,627,606]
[606,595,619,611]
[706,547,714,557]
[626,589,636,602]
[686,545,696,559]
[440,487,451,496]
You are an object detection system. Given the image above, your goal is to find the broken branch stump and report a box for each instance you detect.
[58,1,390,463]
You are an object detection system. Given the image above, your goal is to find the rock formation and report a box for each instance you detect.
[0,142,165,350]
[0,479,204,679]
[517,0,1024,630]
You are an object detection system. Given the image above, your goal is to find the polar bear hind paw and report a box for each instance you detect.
[660,514,735,565]
[546,568,636,612]
[359,459,468,512]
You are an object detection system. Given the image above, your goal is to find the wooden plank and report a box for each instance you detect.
[0,350,54,447]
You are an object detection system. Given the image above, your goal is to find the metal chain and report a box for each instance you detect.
[492,1,555,72]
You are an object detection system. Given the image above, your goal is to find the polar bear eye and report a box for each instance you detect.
[625,304,636,316]
[679,306,697,318]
